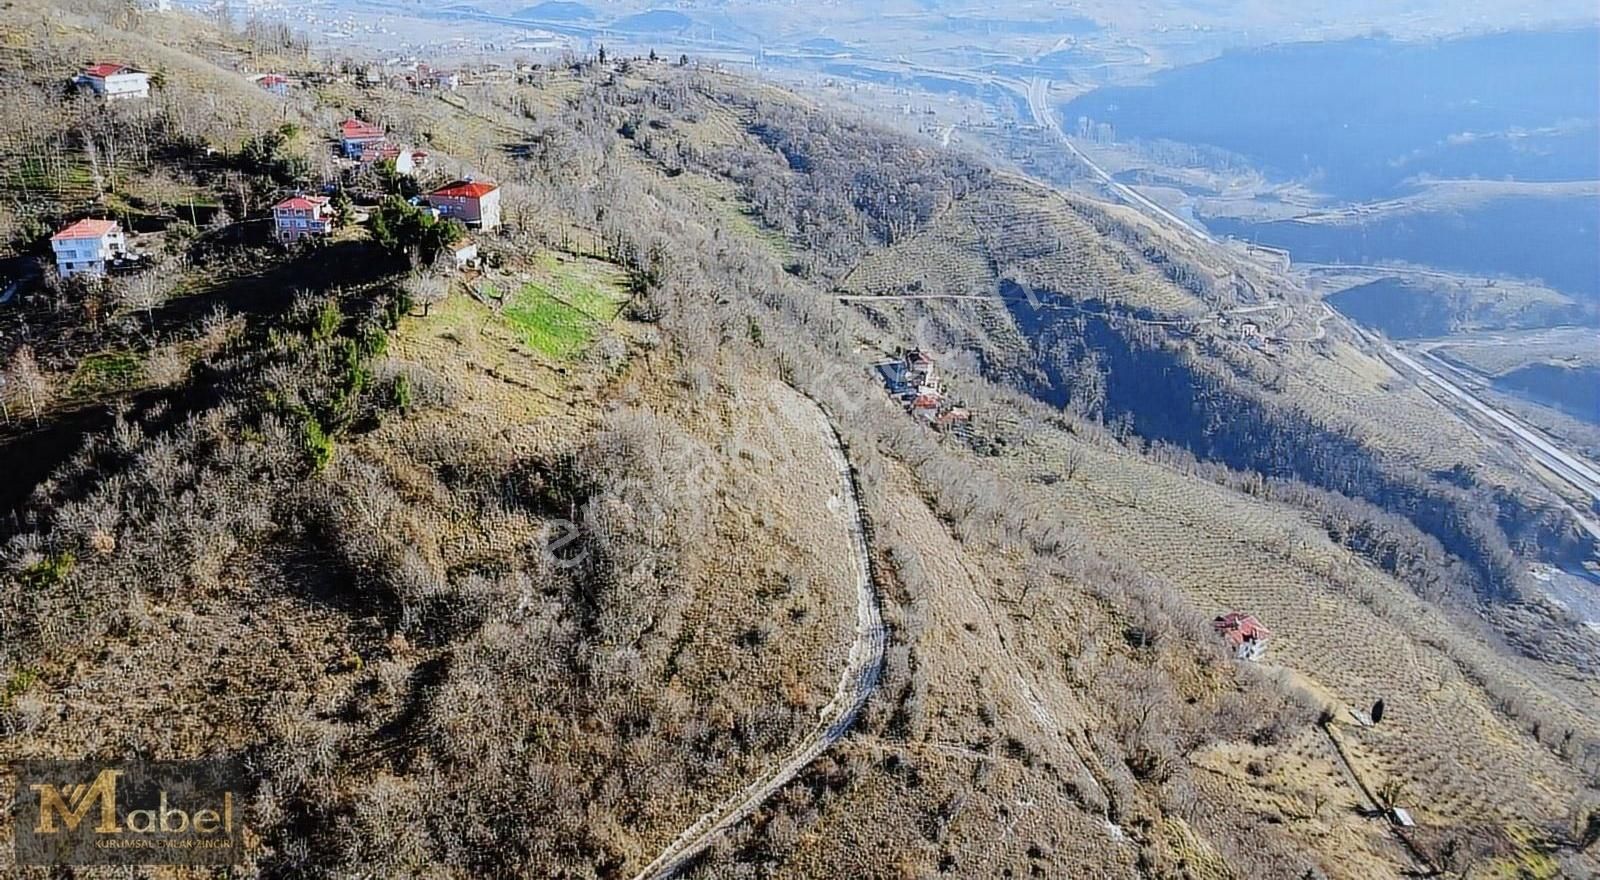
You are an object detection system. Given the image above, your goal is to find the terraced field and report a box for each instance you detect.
[998,425,1599,873]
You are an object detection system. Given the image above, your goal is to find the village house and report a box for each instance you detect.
[427,179,501,230]
[904,349,940,395]
[936,407,972,431]
[256,74,290,96]
[1212,612,1272,661]
[272,195,334,243]
[339,118,386,158]
[873,348,972,432]
[78,63,150,100]
[359,142,427,176]
[358,141,400,166]
[397,64,460,92]
[448,239,479,270]
[51,219,126,279]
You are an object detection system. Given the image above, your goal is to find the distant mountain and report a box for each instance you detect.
[513,1,596,21]
[1061,28,1600,202]
[611,9,694,33]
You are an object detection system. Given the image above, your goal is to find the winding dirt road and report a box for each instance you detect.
[630,392,885,880]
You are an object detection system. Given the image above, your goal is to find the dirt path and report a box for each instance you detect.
[1318,721,1435,874]
[630,390,886,880]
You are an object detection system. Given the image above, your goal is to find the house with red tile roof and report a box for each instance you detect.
[272,195,334,243]
[358,141,401,165]
[358,142,426,176]
[427,179,501,230]
[256,74,290,96]
[1212,612,1272,661]
[339,118,386,158]
[77,62,149,100]
[51,219,127,278]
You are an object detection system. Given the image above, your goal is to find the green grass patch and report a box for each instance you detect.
[4,156,96,196]
[68,350,144,397]
[488,255,629,359]
[498,285,593,359]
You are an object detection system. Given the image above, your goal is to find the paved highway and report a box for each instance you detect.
[1387,347,1600,499]
[1023,77,1216,244]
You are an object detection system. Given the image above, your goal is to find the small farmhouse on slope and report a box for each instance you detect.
[448,238,479,270]
[875,349,971,432]
[256,74,290,96]
[78,63,150,100]
[427,179,501,230]
[1212,612,1272,661]
[339,118,386,158]
[359,142,427,176]
[272,195,334,243]
[51,219,126,278]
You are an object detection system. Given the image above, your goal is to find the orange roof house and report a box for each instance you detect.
[51,218,127,278]
[1213,612,1272,661]
[52,218,121,240]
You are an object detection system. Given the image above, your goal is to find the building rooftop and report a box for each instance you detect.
[340,118,385,139]
[1212,612,1272,648]
[82,62,136,78]
[52,218,121,240]
[359,142,402,162]
[274,195,330,211]
[432,180,499,199]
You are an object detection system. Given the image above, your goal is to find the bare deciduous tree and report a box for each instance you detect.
[3,345,49,425]
[404,271,450,316]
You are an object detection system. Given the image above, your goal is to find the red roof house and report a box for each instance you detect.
[272,195,334,243]
[51,219,126,278]
[1213,612,1272,661]
[910,392,942,422]
[339,118,386,157]
[257,74,290,95]
[49,217,126,280]
[78,62,149,99]
[903,348,939,391]
[52,218,121,240]
[427,179,501,230]
[83,62,130,78]
[359,141,402,163]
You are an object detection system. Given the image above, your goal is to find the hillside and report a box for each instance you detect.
[1,3,1598,879]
